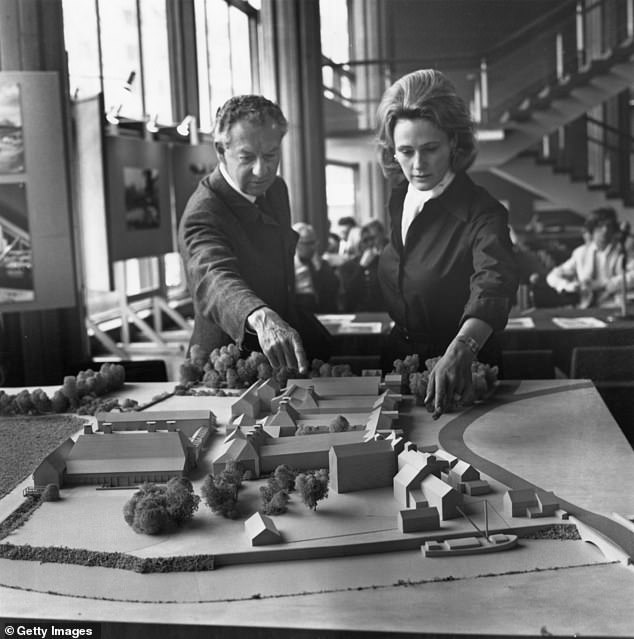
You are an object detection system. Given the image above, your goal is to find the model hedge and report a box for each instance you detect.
[0,362,129,417]
[396,355,499,409]
[178,344,354,390]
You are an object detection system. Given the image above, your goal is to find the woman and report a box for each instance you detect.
[375,69,518,417]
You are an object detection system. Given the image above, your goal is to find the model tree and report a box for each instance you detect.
[328,415,350,433]
[165,477,201,525]
[220,461,243,491]
[260,477,290,516]
[273,464,296,491]
[201,473,240,519]
[124,484,171,534]
[123,479,200,535]
[295,469,329,511]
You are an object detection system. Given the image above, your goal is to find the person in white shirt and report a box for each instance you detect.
[546,207,634,308]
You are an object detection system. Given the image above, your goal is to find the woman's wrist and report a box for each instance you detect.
[451,334,480,358]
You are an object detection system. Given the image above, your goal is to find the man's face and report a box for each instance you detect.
[216,119,283,196]
[593,220,617,250]
[296,231,317,260]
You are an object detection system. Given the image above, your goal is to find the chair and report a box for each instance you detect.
[501,349,555,379]
[570,346,634,448]
[569,346,634,381]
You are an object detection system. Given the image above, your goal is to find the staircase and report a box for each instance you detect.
[472,22,634,221]
[488,154,634,221]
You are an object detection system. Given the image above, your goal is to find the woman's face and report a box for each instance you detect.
[393,118,452,191]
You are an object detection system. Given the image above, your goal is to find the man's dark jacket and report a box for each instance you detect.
[178,168,298,354]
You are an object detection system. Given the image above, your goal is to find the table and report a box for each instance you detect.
[1,379,633,638]
[504,306,634,375]
[320,309,634,377]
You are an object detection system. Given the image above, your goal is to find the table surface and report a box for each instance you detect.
[1,379,633,637]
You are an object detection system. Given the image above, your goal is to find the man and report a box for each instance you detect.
[178,95,309,372]
[292,222,340,313]
[339,220,388,312]
[336,215,358,257]
[546,207,634,308]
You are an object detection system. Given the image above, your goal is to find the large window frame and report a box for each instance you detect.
[62,0,261,336]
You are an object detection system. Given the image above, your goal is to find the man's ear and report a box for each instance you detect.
[214,141,225,159]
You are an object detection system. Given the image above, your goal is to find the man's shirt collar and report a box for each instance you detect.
[218,163,257,203]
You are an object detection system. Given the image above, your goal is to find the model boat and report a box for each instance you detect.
[422,500,518,557]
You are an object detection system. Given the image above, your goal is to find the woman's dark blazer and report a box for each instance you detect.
[378,171,519,347]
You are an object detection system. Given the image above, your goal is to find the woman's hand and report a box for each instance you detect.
[424,340,475,419]
[247,307,308,374]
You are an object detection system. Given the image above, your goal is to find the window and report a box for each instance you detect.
[195,0,258,132]
[62,0,101,100]
[62,0,180,329]
[139,0,172,124]
[63,0,173,122]
[325,163,358,228]
[319,0,352,104]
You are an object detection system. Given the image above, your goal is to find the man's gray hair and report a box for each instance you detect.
[213,95,288,146]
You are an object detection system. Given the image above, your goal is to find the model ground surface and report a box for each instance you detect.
[0,414,86,498]
[1,379,633,636]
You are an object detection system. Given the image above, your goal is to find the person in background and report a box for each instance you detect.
[326,231,341,255]
[546,206,634,308]
[375,69,519,417]
[179,95,312,372]
[336,215,358,257]
[339,220,388,312]
[292,222,340,314]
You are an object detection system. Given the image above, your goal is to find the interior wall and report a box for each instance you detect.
[383,0,563,102]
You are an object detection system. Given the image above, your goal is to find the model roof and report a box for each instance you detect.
[65,431,188,475]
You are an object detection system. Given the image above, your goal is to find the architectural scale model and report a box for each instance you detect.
[4,373,633,599]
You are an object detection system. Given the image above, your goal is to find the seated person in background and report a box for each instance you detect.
[326,231,341,255]
[545,207,634,308]
[292,222,340,314]
[336,215,358,257]
[339,220,389,312]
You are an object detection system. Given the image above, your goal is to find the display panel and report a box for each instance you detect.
[170,142,216,228]
[0,72,76,312]
[105,136,172,261]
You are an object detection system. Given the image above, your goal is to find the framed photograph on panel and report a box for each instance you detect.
[0,71,77,312]
[171,142,216,228]
[0,82,25,174]
[105,136,172,261]
[0,182,34,302]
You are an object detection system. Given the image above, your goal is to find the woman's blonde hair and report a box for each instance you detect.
[375,69,477,182]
